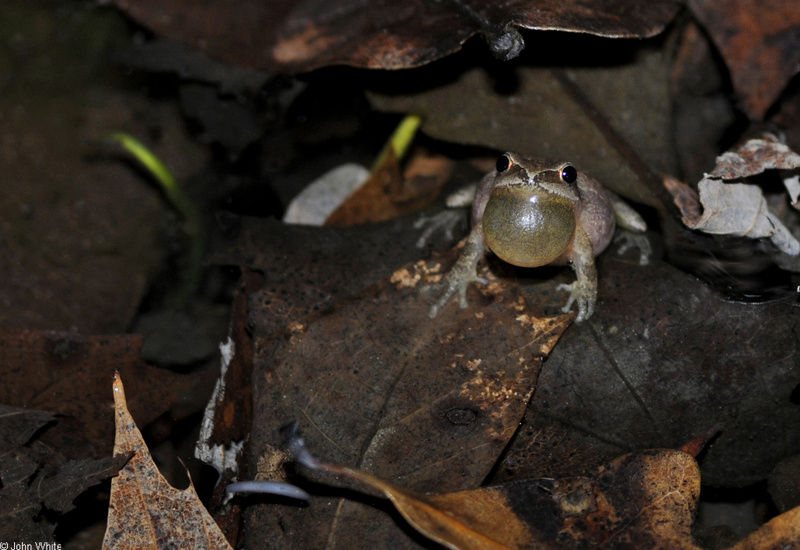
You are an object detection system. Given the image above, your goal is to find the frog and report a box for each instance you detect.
[428,152,647,322]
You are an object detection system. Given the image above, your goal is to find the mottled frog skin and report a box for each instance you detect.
[429,152,646,321]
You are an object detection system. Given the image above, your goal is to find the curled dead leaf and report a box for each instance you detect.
[667,134,800,256]
[692,178,799,255]
[282,430,703,550]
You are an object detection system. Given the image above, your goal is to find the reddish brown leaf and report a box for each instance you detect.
[663,175,702,227]
[0,328,208,458]
[689,0,800,119]
[107,0,680,73]
[103,373,232,550]
[680,427,722,457]
[324,149,447,226]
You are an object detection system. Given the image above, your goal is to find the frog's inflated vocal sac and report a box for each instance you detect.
[429,152,647,322]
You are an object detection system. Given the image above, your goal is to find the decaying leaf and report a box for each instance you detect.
[283,432,703,550]
[707,135,800,180]
[692,179,800,255]
[209,213,573,548]
[282,431,800,549]
[491,242,800,489]
[0,327,209,458]
[103,373,233,550]
[688,0,800,120]
[0,405,127,541]
[245,263,571,547]
[678,134,800,255]
[107,0,680,73]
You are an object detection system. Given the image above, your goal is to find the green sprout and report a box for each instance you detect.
[103,132,204,307]
[371,114,423,173]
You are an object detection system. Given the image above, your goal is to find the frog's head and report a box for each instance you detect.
[482,153,579,267]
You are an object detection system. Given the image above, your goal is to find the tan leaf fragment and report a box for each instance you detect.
[708,135,800,180]
[691,178,800,255]
[103,372,232,550]
[687,134,800,255]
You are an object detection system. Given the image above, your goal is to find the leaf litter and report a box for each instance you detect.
[5,0,800,547]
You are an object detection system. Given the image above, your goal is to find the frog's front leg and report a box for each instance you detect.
[556,226,597,322]
[428,222,488,318]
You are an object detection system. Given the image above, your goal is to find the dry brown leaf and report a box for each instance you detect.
[286,435,800,548]
[103,373,232,550]
[107,0,679,73]
[285,434,703,550]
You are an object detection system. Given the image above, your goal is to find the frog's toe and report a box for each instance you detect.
[614,231,651,266]
[427,279,468,318]
[428,292,451,318]
[427,270,488,318]
[556,282,576,312]
[414,210,465,249]
[556,282,594,322]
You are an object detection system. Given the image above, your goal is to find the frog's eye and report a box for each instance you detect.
[560,165,578,184]
[496,155,511,173]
